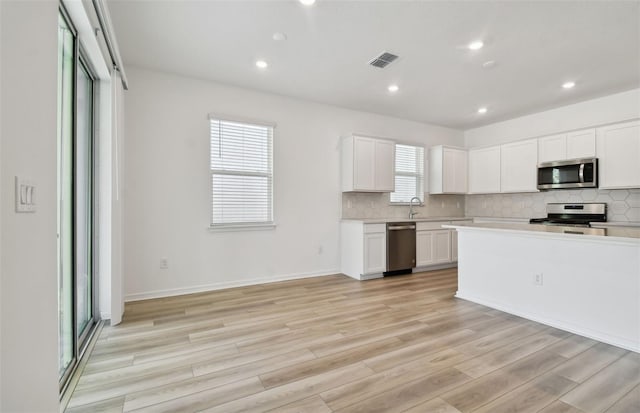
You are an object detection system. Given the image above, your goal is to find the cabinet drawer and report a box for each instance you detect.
[416,221,450,231]
[364,223,386,233]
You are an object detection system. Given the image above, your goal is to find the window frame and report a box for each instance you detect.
[389,143,425,205]
[208,115,275,230]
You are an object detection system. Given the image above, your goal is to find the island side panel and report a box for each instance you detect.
[455,229,640,352]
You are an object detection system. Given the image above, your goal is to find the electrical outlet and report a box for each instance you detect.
[533,273,543,286]
[160,258,169,269]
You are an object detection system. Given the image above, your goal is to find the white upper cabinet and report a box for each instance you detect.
[597,120,640,189]
[342,135,395,192]
[500,139,538,193]
[538,133,567,163]
[567,129,596,159]
[538,129,596,163]
[373,139,396,191]
[429,145,468,194]
[468,146,501,194]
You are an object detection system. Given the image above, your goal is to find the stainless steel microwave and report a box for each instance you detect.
[537,158,598,190]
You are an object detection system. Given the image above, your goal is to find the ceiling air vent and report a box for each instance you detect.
[368,52,399,68]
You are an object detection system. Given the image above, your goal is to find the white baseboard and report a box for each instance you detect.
[455,291,640,353]
[124,269,340,302]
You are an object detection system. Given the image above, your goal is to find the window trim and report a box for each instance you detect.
[209,115,275,229]
[389,142,425,205]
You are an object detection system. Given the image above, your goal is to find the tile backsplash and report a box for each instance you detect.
[465,189,640,222]
[342,192,465,219]
[342,189,640,223]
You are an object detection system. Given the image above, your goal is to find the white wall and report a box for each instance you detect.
[0,1,3,404]
[465,88,640,148]
[0,1,60,411]
[124,67,463,300]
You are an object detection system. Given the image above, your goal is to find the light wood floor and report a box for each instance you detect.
[65,269,640,413]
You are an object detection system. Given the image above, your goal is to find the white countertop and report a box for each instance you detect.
[341,217,472,224]
[445,222,640,243]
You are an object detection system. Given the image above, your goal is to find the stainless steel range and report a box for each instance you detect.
[529,203,607,227]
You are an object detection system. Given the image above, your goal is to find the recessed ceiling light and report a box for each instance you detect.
[388,84,399,93]
[299,0,316,5]
[482,60,496,69]
[562,81,576,89]
[255,60,268,69]
[477,107,488,114]
[272,32,287,41]
[468,41,484,50]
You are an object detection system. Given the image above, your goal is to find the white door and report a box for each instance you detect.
[434,230,451,263]
[353,136,375,191]
[416,231,434,267]
[374,140,395,191]
[597,121,640,189]
[363,232,386,274]
[567,129,596,159]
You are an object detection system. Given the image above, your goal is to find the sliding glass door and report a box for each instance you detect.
[58,7,98,389]
[75,58,95,343]
[58,10,74,381]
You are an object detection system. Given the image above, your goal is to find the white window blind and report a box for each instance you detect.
[210,117,273,226]
[390,144,425,203]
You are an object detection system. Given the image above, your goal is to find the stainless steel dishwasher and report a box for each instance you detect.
[385,222,416,275]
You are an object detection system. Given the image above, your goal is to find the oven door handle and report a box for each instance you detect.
[579,163,585,183]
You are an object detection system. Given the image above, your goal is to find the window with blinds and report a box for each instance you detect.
[390,144,425,203]
[210,117,273,226]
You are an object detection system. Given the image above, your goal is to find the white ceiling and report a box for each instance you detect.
[107,0,640,129]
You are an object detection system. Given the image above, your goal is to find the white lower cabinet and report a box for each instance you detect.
[342,220,470,280]
[416,230,434,267]
[416,221,452,268]
[434,230,452,263]
[416,220,470,268]
[417,230,451,266]
[340,222,386,280]
[363,231,386,275]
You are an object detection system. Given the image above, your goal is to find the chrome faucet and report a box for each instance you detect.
[409,196,424,219]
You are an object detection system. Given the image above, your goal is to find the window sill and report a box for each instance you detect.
[208,223,276,233]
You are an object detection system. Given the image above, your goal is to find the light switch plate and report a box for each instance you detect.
[15,176,36,213]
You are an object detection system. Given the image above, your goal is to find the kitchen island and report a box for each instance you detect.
[445,222,640,352]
